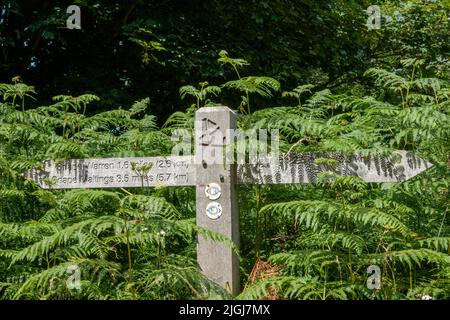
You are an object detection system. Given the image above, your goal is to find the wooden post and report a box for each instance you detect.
[195,106,240,295]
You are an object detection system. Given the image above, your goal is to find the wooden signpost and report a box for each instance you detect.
[26,106,434,296]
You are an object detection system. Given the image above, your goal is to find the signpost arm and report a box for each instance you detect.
[195,106,240,295]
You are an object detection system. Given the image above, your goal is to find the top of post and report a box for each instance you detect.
[196,106,236,114]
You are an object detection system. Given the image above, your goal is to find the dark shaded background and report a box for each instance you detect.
[0,0,448,121]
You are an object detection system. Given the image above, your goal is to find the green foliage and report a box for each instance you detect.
[0,0,449,300]
[180,82,222,109]
[0,87,233,300]
[164,53,449,300]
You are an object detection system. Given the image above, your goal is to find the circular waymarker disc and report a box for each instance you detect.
[206,202,222,220]
[205,183,222,200]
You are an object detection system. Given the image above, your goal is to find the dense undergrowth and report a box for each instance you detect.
[0,51,449,299]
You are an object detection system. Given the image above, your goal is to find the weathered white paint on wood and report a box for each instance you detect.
[25,156,195,189]
[237,151,433,184]
[26,150,433,189]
